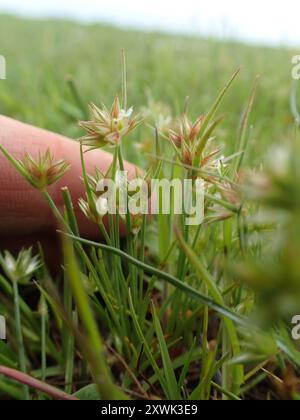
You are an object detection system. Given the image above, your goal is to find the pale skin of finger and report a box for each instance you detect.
[0,115,138,239]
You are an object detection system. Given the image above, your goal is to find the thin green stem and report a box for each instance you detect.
[12,279,30,400]
[40,295,47,383]
[121,49,127,110]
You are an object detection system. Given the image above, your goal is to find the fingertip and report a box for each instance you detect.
[0,116,140,239]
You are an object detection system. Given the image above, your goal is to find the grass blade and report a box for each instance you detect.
[128,291,168,395]
[234,76,259,173]
[199,68,240,137]
[62,234,127,400]
[151,302,181,400]
[62,232,248,326]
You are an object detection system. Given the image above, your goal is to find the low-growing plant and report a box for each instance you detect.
[0,55,299,401]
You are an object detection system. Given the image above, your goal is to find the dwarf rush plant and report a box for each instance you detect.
[0,55,300,401]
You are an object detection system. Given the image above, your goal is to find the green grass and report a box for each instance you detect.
[0,14,300,401]
[0,14,296,164]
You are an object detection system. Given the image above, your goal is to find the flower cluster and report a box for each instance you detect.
[79,96,143,150]
[19,150,70,190]
[0,248,41,284]
[167,111,245,224]
[79,168,108,224]
[168,113,224,170]
[169,114,204,166]
[79,168,149,235]
[0,144,70,191]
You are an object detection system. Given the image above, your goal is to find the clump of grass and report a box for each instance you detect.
[0,56,300,401]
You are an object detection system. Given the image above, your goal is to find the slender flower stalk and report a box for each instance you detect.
[0,249,41,400]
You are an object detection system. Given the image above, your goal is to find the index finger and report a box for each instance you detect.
[0,115,138,239]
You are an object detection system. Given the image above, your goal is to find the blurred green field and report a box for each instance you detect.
[0,14,296,165]
[1,14,300,401]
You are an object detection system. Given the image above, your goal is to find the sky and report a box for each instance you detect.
[0,0,299,46]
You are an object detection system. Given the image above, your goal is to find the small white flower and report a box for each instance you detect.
[119,107,133,120]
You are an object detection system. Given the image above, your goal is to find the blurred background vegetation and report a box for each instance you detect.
[0,14,297,166]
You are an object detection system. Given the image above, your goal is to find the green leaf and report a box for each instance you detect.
[234,76,259,173]
[73,384,101,401]
[0,341,18,368]
[63,232,248,327]
[128,291,168,396]
[229,353,268,366]
[199,68,240,138]
[178,338,197,389]
[176,229,244,393]
[62,234,127,400]
[151,302,181,400]
[194,114,225,160]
